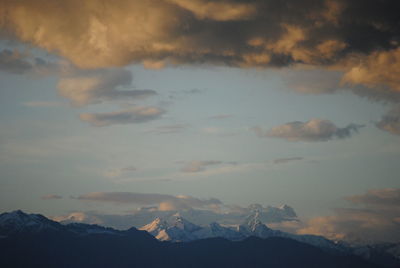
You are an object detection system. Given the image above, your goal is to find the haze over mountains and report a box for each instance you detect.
[54,203,298,229]
[1,210,399,268]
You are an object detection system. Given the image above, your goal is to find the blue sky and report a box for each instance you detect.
[1,61,397,217]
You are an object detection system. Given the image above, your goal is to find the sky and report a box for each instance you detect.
[0,0,399,243]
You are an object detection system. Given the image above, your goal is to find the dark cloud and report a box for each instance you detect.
[273,157,303,164]
[79,106,165,127]
[41,194,62,200]
[253,119,364,142]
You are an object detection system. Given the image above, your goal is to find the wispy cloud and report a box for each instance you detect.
[80,106,165,127]
[144,124,189,134]
[105,160,270,183]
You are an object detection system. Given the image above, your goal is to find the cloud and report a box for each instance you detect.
[341,48,400,97]
[41,194,62,200]
[2,0,400,102]
[346,188,400,209]
[144,124,189,134]
[376,106,400,136]
[254,119,364,142]
[58,68,157,107]
[79,106,165,127]
[298,188,400,243]
[74,192,222,211]
[273,157,303,164]
[167,0,257,21]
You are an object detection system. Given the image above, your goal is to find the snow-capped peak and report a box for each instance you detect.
[140,217,168,235]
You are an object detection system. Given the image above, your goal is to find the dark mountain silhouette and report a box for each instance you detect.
[0,210,381,268]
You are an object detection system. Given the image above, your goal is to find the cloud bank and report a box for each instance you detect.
[254,119,364,142]
[298,188,400,243]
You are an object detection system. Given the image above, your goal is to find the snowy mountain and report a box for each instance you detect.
[140,213,202,241]
[0,210,64,235]
[140,211,345,254]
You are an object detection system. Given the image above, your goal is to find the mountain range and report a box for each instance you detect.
[0,210,398,267]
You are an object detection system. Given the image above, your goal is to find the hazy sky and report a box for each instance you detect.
[0,0,399,242]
